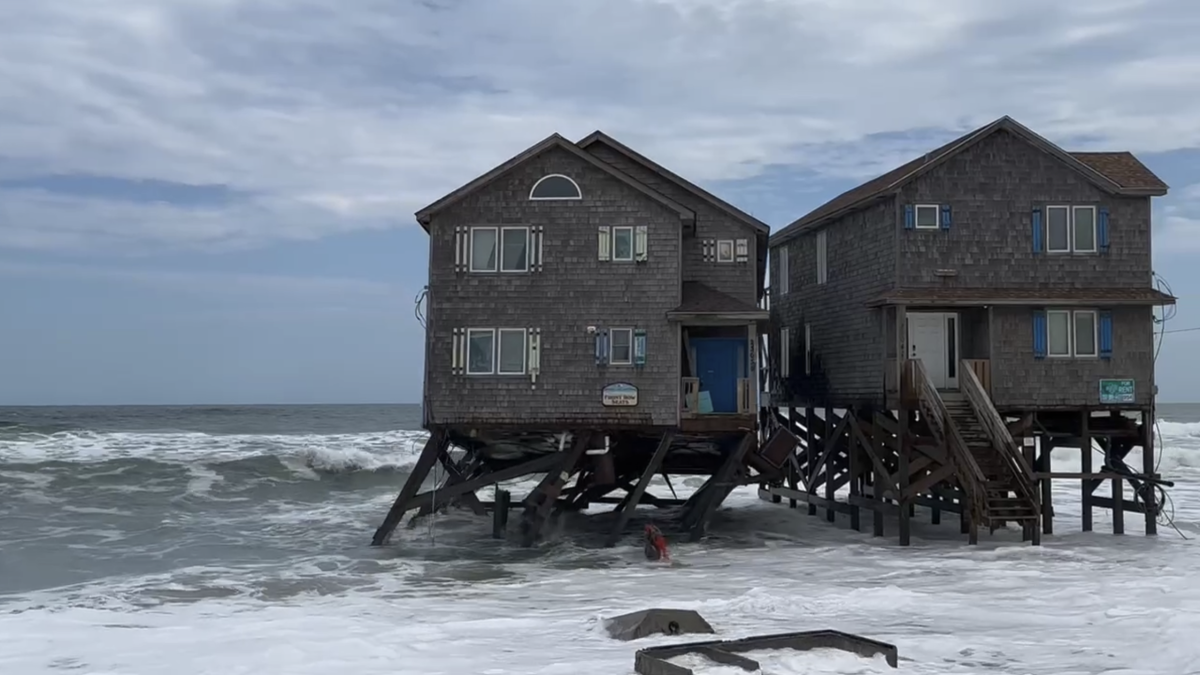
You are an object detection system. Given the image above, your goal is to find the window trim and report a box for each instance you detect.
[780,327,791,378]
[609,327,634,365]
[1072,310,1099,358]
[716,239,736,263]
[815,230,828,284]
[914,204,940,229]
[529,174,582,201]
[465,328,497,375]
[499,226,531,273]
[1045,310,1072,358]
[496,328,528,375]
[611,226,635,262]
[804,322,812,375]
[1045,205,1072,253]
[1071,205,1098,254]
[468,227,499,273]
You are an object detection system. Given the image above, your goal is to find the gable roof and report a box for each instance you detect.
[576,131,771,236]
[577,131,771,297]
[770,116,1170,247]
[414,133,696,228]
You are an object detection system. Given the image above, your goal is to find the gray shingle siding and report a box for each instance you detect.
[990,305,1154,409]
[895,129,1152,288]
[424,146,682,427]
[585,143,759,306]
[769,127,1159,410]
[770,199,896,405]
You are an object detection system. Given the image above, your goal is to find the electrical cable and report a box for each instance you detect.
[1146,271,1186,538]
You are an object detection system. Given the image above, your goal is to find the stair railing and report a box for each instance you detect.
[906,359,988,518]
[959,361,1039,507]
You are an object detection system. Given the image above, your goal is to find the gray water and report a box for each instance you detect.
[1,403,1197,607]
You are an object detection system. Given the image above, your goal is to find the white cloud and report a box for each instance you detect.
[1,0,1200,252]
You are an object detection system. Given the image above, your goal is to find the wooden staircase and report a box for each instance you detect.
[942,393,1039,529]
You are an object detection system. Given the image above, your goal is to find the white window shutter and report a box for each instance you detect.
[528,328,541,383]
[735,238,748,263]
[634,225,648,261]
[598,226,611,261]
[451,328,462,374]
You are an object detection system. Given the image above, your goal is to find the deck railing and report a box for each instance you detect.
[680,377,754,416]
[959,360,1037,504]
[906,359,987,517]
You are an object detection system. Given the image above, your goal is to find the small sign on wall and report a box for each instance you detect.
[602,382,639,407]
[1099,378,1135,404]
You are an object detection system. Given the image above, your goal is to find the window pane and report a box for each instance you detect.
[471,229,497,271]
[1074,312,1097,356]
[501,229,528,271]
[467,331,494,373]
[498,330,525,373]
[613,228,633,260]
[1047,208,1069,251]
[916,206,938,228]
[1073,208,1095,251]
[1048,312,1071,355]
[530,175,581,199]
[611,330,632,363]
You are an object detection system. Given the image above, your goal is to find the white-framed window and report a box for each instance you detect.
[804,322,812,375]
[1046,310,1071,357]
[779,327,791,378]
[469,226,531,273]
[609,328,633,365]
[529,174,582,200]
[815,230,828,284]
[497,328,528,374]
[1073,310,1098,357]
[716,239,735,263]
[469,228,498,272]
[915,204,940,229]
[500,227,530,272]
[466,328,496,374]
[612,226,634,262]
[1046,310,1098,358]
[1045,206,1070,253]
[776,244,790,295]
[1072,206,1097,253]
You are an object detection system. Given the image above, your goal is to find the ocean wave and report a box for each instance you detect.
[0,428,432,476]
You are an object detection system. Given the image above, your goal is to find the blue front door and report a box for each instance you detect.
[691,338,744,413]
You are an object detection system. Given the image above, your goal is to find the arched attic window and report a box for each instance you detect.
[529,174,582,200]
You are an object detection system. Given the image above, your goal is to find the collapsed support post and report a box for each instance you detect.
[606,432,675,547]
[372,429,448,546]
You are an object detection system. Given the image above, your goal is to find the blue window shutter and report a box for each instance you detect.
[940,204,952,230]
[1099,311,1113,359]
[1099,207,1110,253]
[904,204,915,230]
[1032,310,1048,359]
[601,330,609,365]
[1031,208,1043,254]
[633,329,647,367]
[594,331,606,365]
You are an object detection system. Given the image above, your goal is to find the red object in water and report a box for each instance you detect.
[644,524,670,561]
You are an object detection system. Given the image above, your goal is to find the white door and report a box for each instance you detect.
[907,313,948,388]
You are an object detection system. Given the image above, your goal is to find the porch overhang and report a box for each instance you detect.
[866,287,1177,308]
[667,310,769,325]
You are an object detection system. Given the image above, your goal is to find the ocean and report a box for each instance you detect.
[1,403,1199,674]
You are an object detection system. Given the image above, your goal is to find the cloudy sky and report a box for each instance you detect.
[1,0,1198,405]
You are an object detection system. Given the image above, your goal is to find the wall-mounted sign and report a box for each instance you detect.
[1099,378,1135,404]
[602,382,639,407]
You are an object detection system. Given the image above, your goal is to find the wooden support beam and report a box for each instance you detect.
[519,433,592,546]
[1142,407,1158,535]
[1039,441,1053,536]
[805,406,817,515]
[408,448,487,528]
[1080,413,1093,532]
[606,432,674,546]
[824,405,838,523]
[372,430,448,546]
[400,449,569,515]
[688,432,755,542]
[1092,495,1148,515]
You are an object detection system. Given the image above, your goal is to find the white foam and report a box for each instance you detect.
[0,428,431,473]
